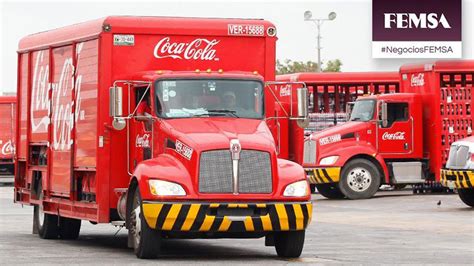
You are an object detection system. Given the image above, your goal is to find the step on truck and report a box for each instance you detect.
[14,16,312,259]
[275,72,400,192]
[0,96,16,176]
[297,60,473,199]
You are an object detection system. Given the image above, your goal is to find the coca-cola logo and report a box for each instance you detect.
[136,134,150,148]
[382,131,406,140]
[153,37,220,61]
[410,73,425,86]
[0,140,14,156]
[279,85,291,97]
[31,43,85,151]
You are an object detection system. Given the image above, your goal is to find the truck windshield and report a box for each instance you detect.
[349,100,375,122]
[155,79,264,119]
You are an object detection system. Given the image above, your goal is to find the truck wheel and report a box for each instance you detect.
[33,183,59,239]
[130,188,161,259]
[339,159,381,200]
[315,184,345,199]
[59,217,81,239]
[274,230,305,258]
[457,189,474,207]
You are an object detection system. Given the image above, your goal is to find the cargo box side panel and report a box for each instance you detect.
[0,103,15,160]
[18,54,29,160]
[50,45,74,197]
[74,40,99,168]
[30,50,50,143]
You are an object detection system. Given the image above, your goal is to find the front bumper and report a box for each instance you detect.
[306,167,341,184]
[142,202,312,233]
[440,169,474,189]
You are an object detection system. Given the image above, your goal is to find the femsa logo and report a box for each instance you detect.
[382,132,406,140]
[153,37,220,61]
[175,140,193,160]
[411,73,425,87]
[0,140,14,156]
[384,13,451,29]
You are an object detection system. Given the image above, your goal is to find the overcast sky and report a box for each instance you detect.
[1,0,473,94]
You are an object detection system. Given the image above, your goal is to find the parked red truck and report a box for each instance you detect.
[275,72,399,190]
[299,60,473,199]
[14,16,312,259]
[0,96,16,176]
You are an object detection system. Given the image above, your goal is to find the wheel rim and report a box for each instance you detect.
[38,204,45,227]
[347,167,372,192]
[130,195,142,247]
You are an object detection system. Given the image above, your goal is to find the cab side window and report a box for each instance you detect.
[385,102,408,128]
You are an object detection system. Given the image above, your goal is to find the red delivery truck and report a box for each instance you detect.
[275,72,399,162]
[300,60,473,199]
[0,96,16,175]
[14,16,312,259]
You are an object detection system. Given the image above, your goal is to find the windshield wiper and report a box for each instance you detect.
[206,109,239,118]
[350,117,361,121]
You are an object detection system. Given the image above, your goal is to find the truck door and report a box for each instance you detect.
[129,86,153,171]
[377,102,413,155]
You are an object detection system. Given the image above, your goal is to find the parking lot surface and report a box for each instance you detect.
[0,185,472,264]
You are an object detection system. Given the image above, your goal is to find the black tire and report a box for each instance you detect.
[59,217,81,239]
[315,183,345,199]
[457,189,474,207]
[130,188,161,259]
[33,182,59,239]
[339,159,381,200]
[309,184,316,194]
[274,230,305,258]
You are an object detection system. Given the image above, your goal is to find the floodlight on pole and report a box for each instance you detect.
[304,11,336,72]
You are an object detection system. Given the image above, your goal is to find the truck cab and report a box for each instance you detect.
[441,137,474,207]
[110,70,312,258]
[304,93,424,199]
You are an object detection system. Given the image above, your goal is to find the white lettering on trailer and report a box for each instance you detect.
[153,37,220,61]
[31,43,85,151]
[175,140,193,160]
[410,73,425,86]
[319,134,342,146]
[228,24,265,36]
[0,140,14,155]
[382,132,406,140]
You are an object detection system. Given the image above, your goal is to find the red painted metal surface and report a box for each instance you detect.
[15,16,307,224]
[0,96,16,165]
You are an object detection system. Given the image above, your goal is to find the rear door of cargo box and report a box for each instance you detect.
[0,102,15,159]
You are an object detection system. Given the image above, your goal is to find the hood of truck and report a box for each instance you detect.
[311,121,369,141]
[163,118,276,152]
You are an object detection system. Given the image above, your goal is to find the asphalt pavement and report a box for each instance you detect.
[0,184,472,264]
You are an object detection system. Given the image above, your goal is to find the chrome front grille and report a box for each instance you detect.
[303,139,317,165]
[199,150,272,193]
[447,145,469,169]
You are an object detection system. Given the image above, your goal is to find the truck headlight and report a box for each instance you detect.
[319,156,339,166]
[148,180,186,196]
[283,180,309,197]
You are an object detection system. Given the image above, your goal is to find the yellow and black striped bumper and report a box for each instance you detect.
[306,167,341,184]
[440,169,474,189]
[142,202,312,233]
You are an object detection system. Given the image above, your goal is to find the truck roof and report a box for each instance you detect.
[400,60,474,73]
[128,70,265,82]
[276,72,399,84]
[0,96,17,103]
[18,16,276,52]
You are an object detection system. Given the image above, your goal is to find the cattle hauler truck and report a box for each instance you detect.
[300,60,473,199]
[14,17,312,259]
[275,72,399,191]
[0,96,16,175]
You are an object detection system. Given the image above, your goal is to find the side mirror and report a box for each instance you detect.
[296,87,310,128]
[109,86,123,117]
[109,86,126,130]
[380,101,388,127]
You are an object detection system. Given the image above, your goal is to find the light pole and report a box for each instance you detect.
[304,11,336,72]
